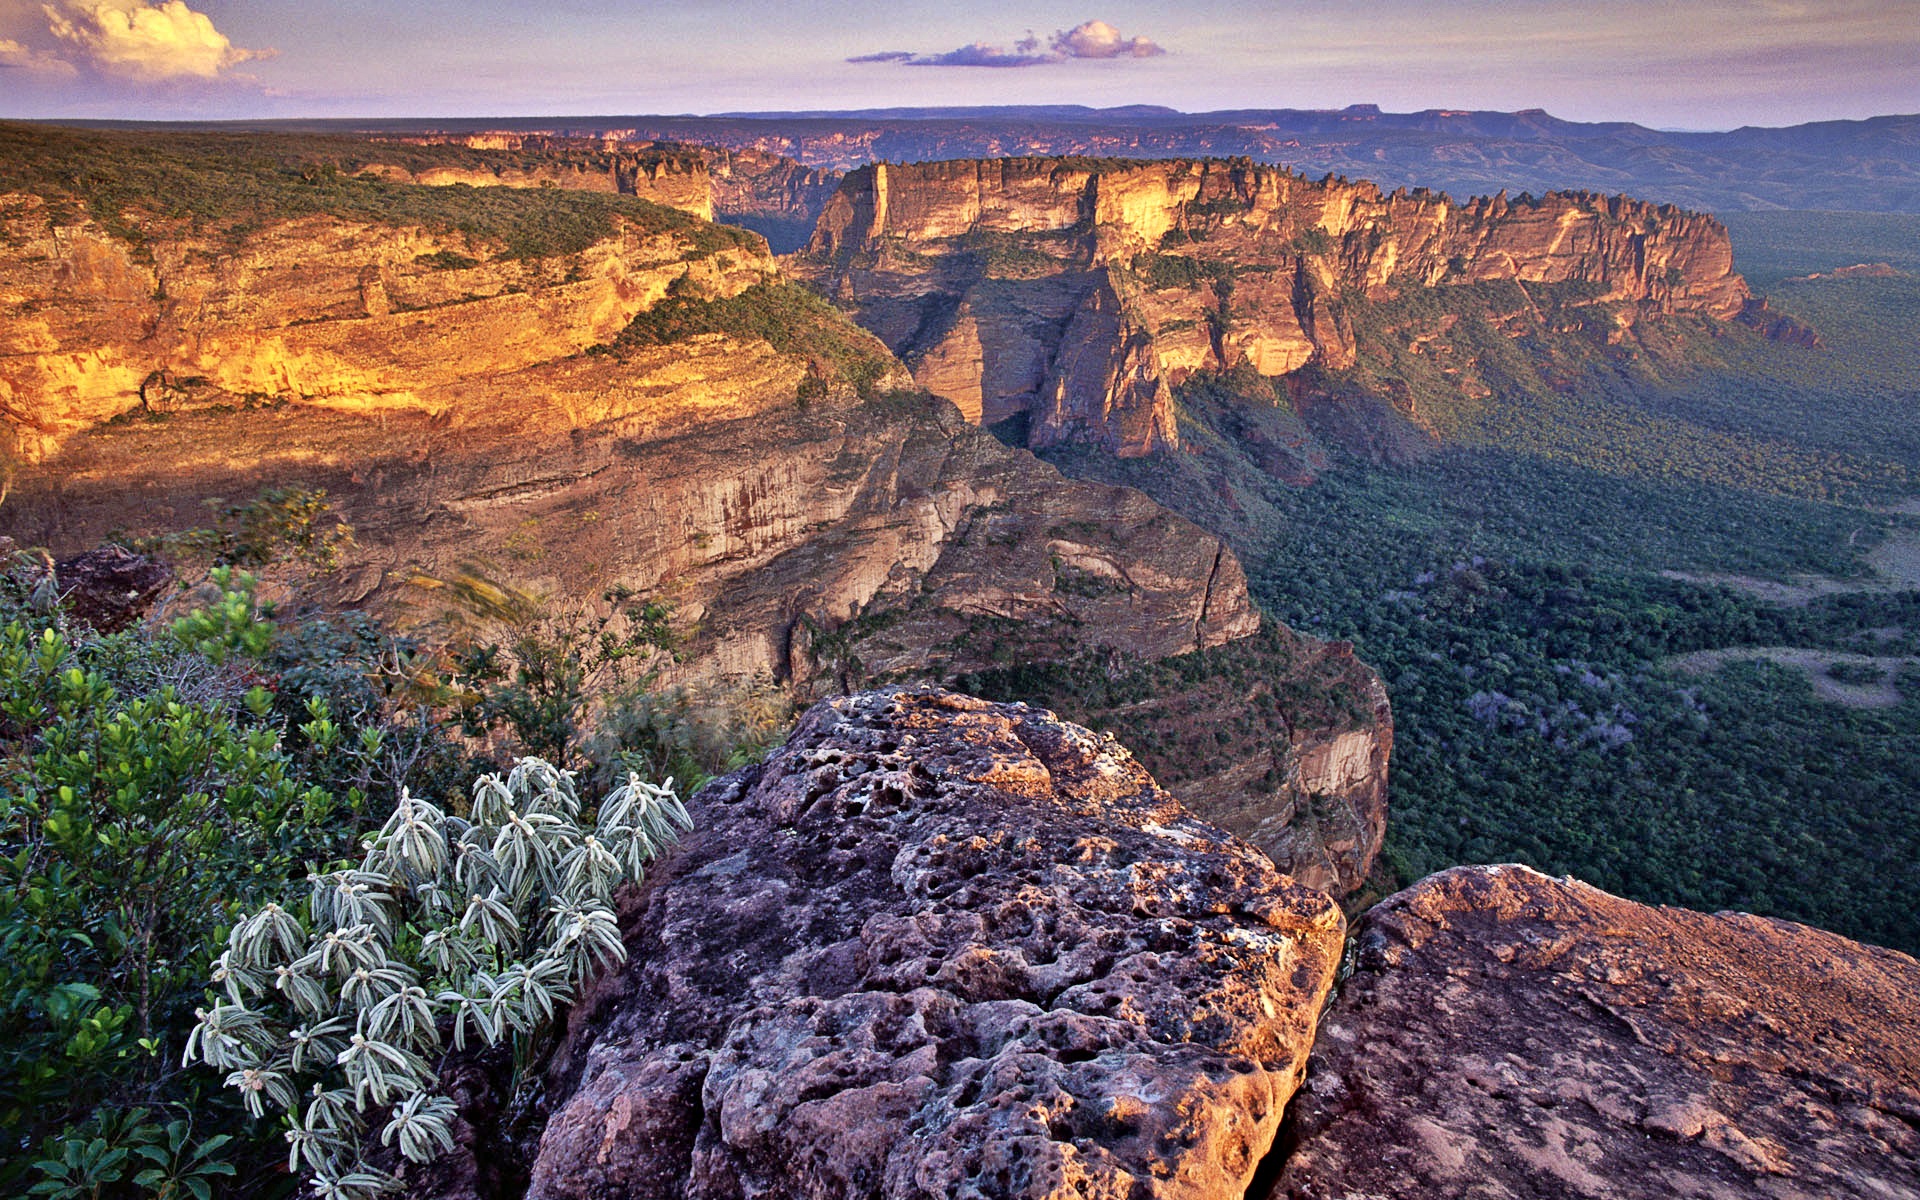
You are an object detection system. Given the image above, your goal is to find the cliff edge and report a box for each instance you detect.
[1275,864,1920,1198]
[792,157,1754,458]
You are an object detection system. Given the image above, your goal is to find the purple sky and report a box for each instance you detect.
[2,1,1916,128]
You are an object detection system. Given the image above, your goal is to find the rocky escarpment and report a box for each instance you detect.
[522,689,1347,1200]
[360,136,716,219]
[791,157,1754,457]
[362,132,846,255]
[0,189,767,460]
[1,128,1391,895]
[1274,865,1920,1198]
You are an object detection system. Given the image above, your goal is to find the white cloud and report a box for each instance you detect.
[852,18,1165,68]
[44,0,272,81]
[1051,20,1164,60]
[0,34,76,73]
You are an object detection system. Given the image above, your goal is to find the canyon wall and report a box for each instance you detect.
[0,158,1389,893]
[0,191,766,460]
[367,136,716,218]
[792,157,1753,456]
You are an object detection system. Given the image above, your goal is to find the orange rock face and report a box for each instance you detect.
[793,158,1753,457]
[1274,865,1920,1198]
[0,191,769,460]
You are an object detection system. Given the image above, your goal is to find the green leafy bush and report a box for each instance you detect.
[185,759,687,1200]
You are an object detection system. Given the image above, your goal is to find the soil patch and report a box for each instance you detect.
[1665,646,1915,708]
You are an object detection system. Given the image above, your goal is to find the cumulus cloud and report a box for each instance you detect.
[0,34,77,73]
[851,19,1165,68]
[44,0,273,81]
[1051,20,1164,60]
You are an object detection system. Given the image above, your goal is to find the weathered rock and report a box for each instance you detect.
[958,625,1392,897]
[1274,864,1920,1199]
[530,688,1347,1200]
[793,158,1755,458]
[0,190,771,460]
[361,136,718,219]
[52,545,172,633]
[0,131,1388,900]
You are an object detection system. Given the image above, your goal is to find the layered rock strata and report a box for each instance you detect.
[527,688,1347,1200]
[1274,865,1920,1198]
[792,158,1753,456]
[0,191,767,458]
[0,145,1389,893]
[366,136,716,218]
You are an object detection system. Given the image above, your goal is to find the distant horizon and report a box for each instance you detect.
[14,101,1920,138]
[3,2,1916,129]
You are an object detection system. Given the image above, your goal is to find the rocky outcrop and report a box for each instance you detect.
[366,136,716,219]
[1274,864,1920,1198]
[527,688,1347,1200]
[0,190,768,460]
[791,158,1754,457]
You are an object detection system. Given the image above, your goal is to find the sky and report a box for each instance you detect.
[2,0,1917,129]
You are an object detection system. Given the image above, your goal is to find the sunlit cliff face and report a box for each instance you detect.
[0,196,767,460]
[795,157,1750,458]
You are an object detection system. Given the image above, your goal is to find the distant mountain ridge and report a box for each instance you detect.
[103,104,1920,213]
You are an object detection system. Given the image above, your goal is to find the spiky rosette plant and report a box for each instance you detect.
[184,759,688,1200]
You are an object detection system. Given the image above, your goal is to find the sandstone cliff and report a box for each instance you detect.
[0,188,766,460]
[0,129,1390,892]
[1275,865,1920,1198]
[791,157,1753,457]
[365,133,845,254]
[519,689,1347,1200]
[363,137,716,220]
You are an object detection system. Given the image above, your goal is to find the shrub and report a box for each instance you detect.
[184,760,687,1200]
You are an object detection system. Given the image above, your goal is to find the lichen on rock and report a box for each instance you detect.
[1274,864,1920,1199]
[526,688,1346,1200]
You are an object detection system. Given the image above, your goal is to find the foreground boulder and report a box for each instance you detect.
[1274,864,1920,1199]
[530,688,1346,1200]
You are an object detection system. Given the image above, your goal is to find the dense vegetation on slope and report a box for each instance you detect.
[0,522,787,1198]
[603,278,896,396]
[1044,211,1920,952]
[0,123,752,259]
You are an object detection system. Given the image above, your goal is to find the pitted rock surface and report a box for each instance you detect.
[530,688,1346,1200]
[1274,864,1920,1199]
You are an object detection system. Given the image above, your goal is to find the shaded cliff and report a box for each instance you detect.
[703,147,844,253]
[790,157,1754,458]
[1275,864,1920,1198]
[955,623,1392,897]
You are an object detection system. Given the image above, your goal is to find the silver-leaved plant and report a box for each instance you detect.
[185,759,688,1200]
